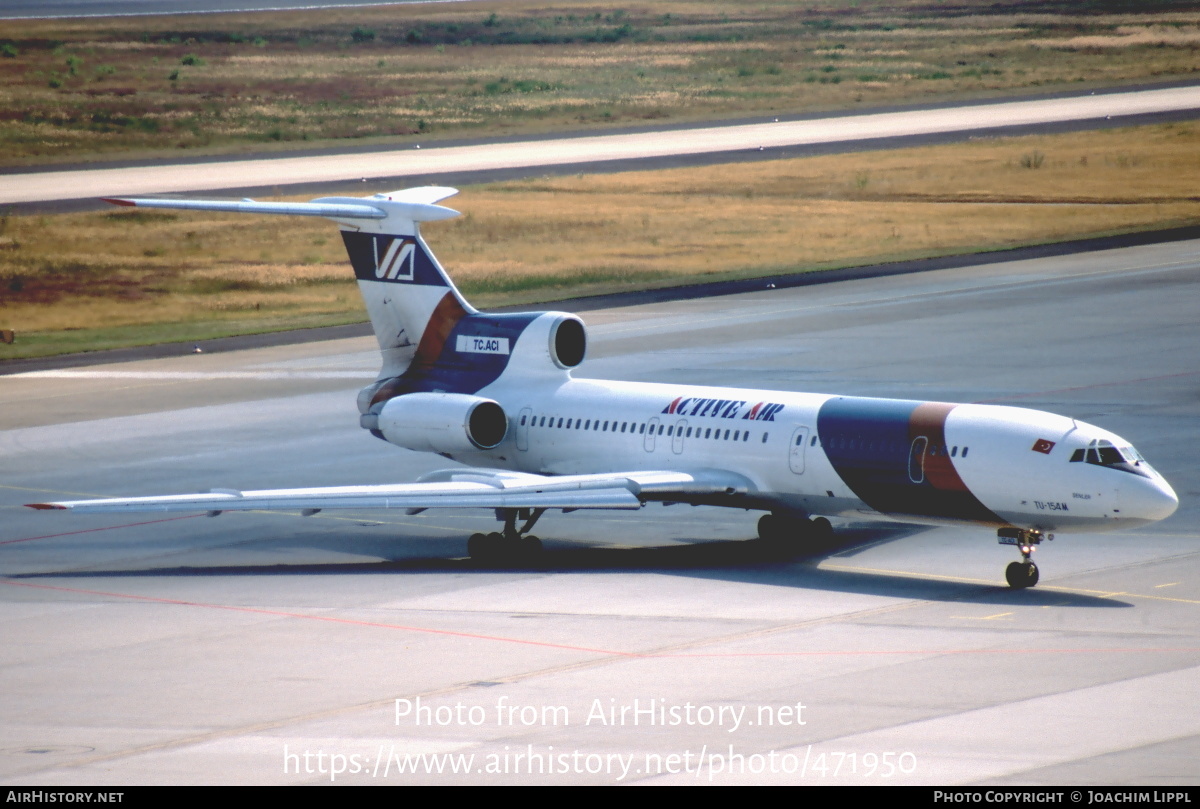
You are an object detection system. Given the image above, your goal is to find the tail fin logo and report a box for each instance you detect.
[374,237,416,281]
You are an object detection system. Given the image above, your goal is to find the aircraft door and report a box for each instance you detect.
[672,419,687,454]
[644,417,660,452]
[789,426,810,474]
[908,436,928,483]
[516,407,532,452]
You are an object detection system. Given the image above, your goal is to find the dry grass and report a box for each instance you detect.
[0,0,1198,166]
[1,120,1199,358]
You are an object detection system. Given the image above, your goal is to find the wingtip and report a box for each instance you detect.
[26,503,66,510]
[101,197,135,207]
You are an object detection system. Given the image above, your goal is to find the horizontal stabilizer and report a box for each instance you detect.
[103,197,387,219]
[102,186,462,224]
[381,186,459,206]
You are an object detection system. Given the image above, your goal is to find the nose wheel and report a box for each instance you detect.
[468,508,546,563]
[998,527,1049,589]
[1005,560,1039,588]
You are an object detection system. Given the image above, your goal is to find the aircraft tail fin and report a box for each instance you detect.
[103,187,473,380]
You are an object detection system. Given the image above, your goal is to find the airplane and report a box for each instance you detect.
[27,186,1179,589]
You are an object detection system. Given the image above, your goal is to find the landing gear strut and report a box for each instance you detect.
[998,527,1048,589]
[757,513,834,547]
[468,507,546,563]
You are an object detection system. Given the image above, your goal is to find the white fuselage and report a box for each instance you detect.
[67,188,1177,584]
[435,374,1178,534]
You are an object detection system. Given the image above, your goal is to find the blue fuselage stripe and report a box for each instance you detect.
[817,397,1001,523]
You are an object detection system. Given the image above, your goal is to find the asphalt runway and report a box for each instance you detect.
[4,84,1199,207]
[1,239,1198,785]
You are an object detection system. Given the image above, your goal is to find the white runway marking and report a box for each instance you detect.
[666,664,1200,785]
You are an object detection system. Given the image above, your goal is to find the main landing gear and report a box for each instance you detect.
[998,527,1049,589]
[757,513,834,547]
[467,508,546,563]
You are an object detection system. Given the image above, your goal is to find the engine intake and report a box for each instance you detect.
[549,315,586,369]
[374,393,508,455]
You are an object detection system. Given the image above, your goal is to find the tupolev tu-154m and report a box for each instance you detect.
[28,187,1178,588]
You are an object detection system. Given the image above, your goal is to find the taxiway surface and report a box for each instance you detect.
[4,84,1200,206]
[1,239,1198,785]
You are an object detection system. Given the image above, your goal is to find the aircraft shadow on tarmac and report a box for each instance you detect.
[13,521,1130,608]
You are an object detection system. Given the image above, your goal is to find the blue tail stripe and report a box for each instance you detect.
[341,232,450,287]
[374,313,542,401]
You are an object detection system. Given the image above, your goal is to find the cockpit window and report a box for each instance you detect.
[1069,440,1151,477]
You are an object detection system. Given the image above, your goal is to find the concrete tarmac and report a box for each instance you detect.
[1,239,1198,785]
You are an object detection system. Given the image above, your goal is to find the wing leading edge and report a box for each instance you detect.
[26,469,753,516]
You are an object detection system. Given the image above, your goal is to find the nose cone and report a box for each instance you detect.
[1125,476,1179,524]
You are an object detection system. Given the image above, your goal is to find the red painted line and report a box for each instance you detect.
[0,579,638,658]
[657,646,1200,658]
[2,578,1196,660]
[0,514,204,546]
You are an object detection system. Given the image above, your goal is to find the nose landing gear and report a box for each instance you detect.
[1005,559,1039,589]
[468,507,546,563]
[998,527,1050,589]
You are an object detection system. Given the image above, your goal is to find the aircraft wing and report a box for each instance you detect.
[26,468,753,516]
